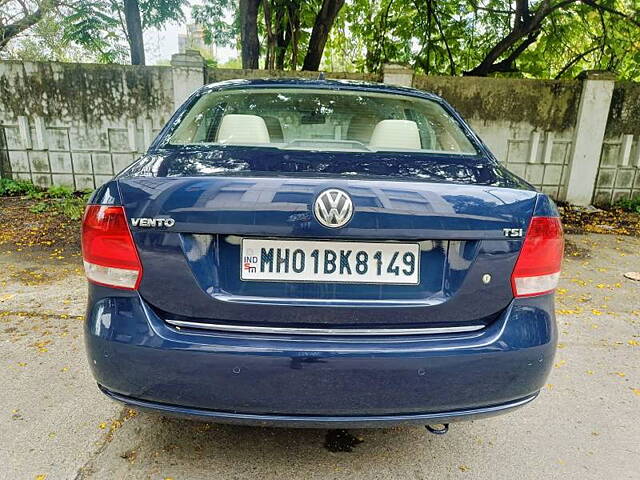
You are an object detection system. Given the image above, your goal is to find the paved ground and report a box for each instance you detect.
[1,233,639,480]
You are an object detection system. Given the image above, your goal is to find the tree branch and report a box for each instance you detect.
[490,31,540,73]
[554,45,600,78]
[463,0,587,76]
[0,0,52,50]
[466,0,513,15]
[580,0,640,28]
[432,1,456,75]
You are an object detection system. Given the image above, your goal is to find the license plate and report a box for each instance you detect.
[241,239,420,285]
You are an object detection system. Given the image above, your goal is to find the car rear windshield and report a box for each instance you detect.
[167,88,478,155]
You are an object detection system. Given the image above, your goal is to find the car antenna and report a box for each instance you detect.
[318,72,325,80]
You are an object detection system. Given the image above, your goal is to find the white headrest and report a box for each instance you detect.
[369,119,421,150]
[217,114,270,145]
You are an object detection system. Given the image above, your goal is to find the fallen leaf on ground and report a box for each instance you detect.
[624,272,640,281]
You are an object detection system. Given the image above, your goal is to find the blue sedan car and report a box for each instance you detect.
[82,79,563,430]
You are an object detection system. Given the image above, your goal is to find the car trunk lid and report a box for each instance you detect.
[118,172,537,330]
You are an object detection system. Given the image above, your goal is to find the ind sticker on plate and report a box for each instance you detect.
[241,239,420,285]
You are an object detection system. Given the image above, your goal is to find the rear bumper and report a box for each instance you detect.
[100,385,538,428]
[85,286,557,427]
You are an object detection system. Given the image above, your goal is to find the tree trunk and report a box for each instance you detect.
[364,0,392,73]
[262,0,280,69]
[464,0,548,76]
[288,1,300,70]
[274,3,288,70]
[124,0,146,65]
[275,24,289,69]
[240,0,261,69]
[301,0,345,71]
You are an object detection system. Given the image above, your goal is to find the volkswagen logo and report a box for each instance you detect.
[314,189,353,228]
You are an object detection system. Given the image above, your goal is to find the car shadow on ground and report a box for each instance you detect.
[152,414,436,454]
[96,411,487,478]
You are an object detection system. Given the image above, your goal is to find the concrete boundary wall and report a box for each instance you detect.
[593,81,640,204]
[1,52,638,206]
[208,68,379,84]
[412,74,581,200]
[0,61,174,189]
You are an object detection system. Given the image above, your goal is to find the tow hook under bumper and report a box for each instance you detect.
[426,423,449,435]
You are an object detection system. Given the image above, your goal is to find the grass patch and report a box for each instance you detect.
[0,178,90,220]
[0,178,39,197]
[615,196,640,214]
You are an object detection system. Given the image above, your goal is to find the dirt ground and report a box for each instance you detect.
[0,197,82,255]
[1,198,639,479]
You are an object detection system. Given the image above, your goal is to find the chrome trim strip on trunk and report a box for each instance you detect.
[212,293,442,307]
[164,319,485,336]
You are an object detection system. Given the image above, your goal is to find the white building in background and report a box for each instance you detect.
[178,24,217,59]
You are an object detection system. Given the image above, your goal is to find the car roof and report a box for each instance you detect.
[199,78,443,102]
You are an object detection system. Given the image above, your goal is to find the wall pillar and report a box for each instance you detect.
[170,50,206,109]
[564,71,616,206]
[383,64,414,87]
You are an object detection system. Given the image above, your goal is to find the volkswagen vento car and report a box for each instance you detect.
[82,79,563,430]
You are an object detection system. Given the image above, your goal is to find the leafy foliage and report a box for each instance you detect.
[2,13,92,62]
[28,185,90,220]
[0,0,55,51]
[332,0,640,79]
[1,0,639,79]
[615,196,640,214]
[61,0,129,63]
[57,0,187,64]
[0,178,39,196]
[0,179,89,220]
[195,0,640,79]
[140,0,185,29]
[192,0,237,48]
[500,0,640,79]
[195,0,345,70]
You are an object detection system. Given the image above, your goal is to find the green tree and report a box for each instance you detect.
[2,12,90,62]
[3,0,639,80]
[61,0,187,65]
[332,0,639,80]
[194,0,347,70]
[0,0,57,51]
[60,0,128,63]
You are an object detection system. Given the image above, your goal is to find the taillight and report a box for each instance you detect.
[81,205,142,290]
[511,216,564,297]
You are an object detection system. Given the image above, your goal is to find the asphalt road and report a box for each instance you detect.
[1,233,639,480]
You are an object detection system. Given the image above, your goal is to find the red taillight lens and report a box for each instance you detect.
[511,216,564,297]
[81,205,142,290]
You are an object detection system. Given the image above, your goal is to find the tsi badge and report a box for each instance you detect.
[503,228,523,237]
[131,217,175,228]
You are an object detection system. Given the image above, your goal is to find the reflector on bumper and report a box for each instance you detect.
[83,260,140,290]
